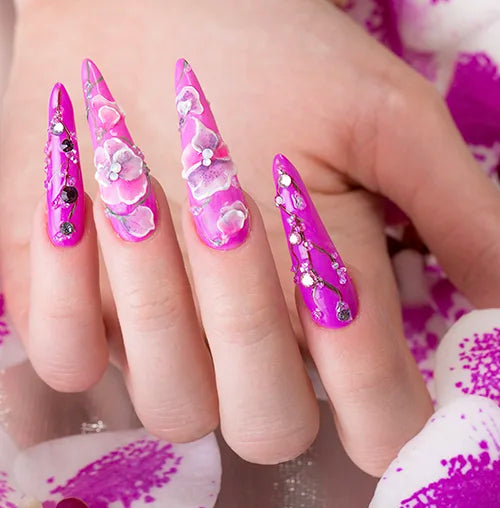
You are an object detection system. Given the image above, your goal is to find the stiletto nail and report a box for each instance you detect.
[175,59,249,250]
[273,154,358,328]
[45,83,85,247]
[82,59,157,241]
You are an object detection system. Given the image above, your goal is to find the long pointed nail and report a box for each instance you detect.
[82,59,157,241]
[45,83,85,247]
[273,154,358,328]
[175,58,249,250]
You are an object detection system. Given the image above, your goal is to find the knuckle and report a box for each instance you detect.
[208,292,281,346]
[138,401,219,443]
[125,283,186,328]
[225,417,319,465]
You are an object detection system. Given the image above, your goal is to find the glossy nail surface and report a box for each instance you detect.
[273,154,358,328]
[175,59,249,250]
[82,59,157,241]
[45,83,85,247]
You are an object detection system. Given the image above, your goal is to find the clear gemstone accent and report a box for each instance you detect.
[202,148,214,159]
[312,309,324,321]
[202,158,212,167]
[332,262,340,269]
[336,301,352,322]
[292,192,306,210]
[110,162,122,174]
[275,195,284,206]
[300,272,315,288]
[278,173,292,188]
[289,231,302,245]
[51,122,64,136]
[109,172,119,182]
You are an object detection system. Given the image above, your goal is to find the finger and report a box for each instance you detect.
[84,59,218,442]
[273,154,433,476]
[342,60,500,307]
[177,60,319,464]
[29,84,107,392]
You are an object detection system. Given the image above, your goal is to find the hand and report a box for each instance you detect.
[2,0,500,476]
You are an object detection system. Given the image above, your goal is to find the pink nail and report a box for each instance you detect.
[45,83,85,247]
[82,59,157,242]
[273,154,358,328]
[175,59,249,250]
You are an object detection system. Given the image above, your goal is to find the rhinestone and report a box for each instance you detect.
[332,262,340,269]
[289,231,302,245]
[60,221,75,236]
[300,272,315,288]
[61,139,74,152]
[202,158,212,167]
[303,241,313,251]
[110,162,121,174]
[274,195,284,206]
[312,309,324,321]
[61,186,78,204]
[292,192,306,210]
[109,173,119,182]
[202,148,214,159]
[336,301,352,322]
[51,122,64,136]
[278,172,292,188]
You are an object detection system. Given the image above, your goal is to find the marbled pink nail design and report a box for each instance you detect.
[82,59,157,242]
[45,83,85,247]
[175,59,249,250]
[273,154,358,328]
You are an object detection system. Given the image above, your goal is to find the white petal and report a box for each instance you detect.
[0,425,22,505]
[370,396,500,507]
[14,428,221,507]
[435,309,500,408]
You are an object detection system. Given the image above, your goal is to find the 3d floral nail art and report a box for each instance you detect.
[175,59,249,250]
[0,428,221,507]
[44,84,85,247]
[273,154,358,328]
[82,59,157,242]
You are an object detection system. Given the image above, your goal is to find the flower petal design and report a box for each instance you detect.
[112,147,143,181]
[0,292,27,370]
[435,309,500,408]
[175,86,204,117]
[14,429,221,507]
[191,118,219,154]
[121,205,156,239]
[100,174,148,206]
[186,159,236,201]
[0,426,21,507]
[217,200,249,236]
[370,396,500,507]
[90,95,123,131]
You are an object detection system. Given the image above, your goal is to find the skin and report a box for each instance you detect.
[2,0,500,476]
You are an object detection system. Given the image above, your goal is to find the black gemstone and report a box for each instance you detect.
[60,221,75,236]
[61,139,74,152]
[61,186,78,204]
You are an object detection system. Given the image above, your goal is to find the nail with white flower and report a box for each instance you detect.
[181,119,236,201]
[83,59,158,242]
[217,200,249,242]
[175,58,249,250]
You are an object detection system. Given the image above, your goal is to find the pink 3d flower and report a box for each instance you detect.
[181,119,237,201]
[217,200,249,238]
[94,138,148,206]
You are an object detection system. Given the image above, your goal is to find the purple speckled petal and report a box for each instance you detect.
[435,310,500,408]
[13,429,221,508]
[0,426,21,507]
[0,291,27,370]
[370,396,500,507]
